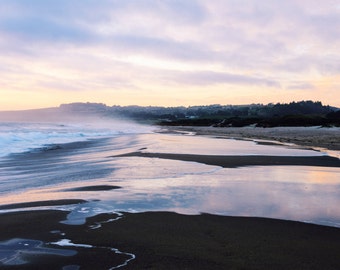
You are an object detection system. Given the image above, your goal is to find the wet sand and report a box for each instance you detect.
[0,199,86,211]
[1,128,339,269]
[1,210,340,269]
[113,152,340,168]
[63,185,121,192]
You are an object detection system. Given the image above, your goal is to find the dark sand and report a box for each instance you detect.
[1,128,339,269]
[113,152,340,168]
[0,199,86,211]
[1,210,340,269]
[63,185,121,192]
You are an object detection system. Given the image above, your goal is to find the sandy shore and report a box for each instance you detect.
[114,152,340,168]
[0,199,86,210]
[1,128,339,269]
[1,210,340,269]
[164,126,340,151]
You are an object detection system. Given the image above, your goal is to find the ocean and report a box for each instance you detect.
[1,119,340,228]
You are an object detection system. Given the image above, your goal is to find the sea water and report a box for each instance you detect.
[0,120,151,157]
[0,120,340,228]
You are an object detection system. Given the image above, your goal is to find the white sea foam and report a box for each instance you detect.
[50,238,136,269]
[0,120,151,157]
[50,239,92,248]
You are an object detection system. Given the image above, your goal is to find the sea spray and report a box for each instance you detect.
[0,120,152,157]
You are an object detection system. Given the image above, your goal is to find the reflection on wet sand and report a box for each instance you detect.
[0,238,76,266]
[0,131,339,269]
[0,133,339,229]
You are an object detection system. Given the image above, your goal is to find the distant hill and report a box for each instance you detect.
[1,101,339,127]
[57,100,339,127]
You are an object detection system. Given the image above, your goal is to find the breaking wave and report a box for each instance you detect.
[0,120,151,157]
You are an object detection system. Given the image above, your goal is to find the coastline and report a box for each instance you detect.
[163,126,340,151]
[1,126,340,269]
[1,210,340,269]
[113,152,340,168]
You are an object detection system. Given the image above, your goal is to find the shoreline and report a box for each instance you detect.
[0,199,86,211]
[113,152,340,168]
[1,210,340,269]
[162,126,340,151]
[1,127,340,269]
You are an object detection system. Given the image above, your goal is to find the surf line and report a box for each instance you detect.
[52,211,136,269]
[50,238,136,270]
[87,211,136,269]
[89,212,124,230]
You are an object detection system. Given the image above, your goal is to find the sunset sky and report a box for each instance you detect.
[0,0,339,110]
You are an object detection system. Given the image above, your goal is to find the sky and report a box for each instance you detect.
[0,0,339,110]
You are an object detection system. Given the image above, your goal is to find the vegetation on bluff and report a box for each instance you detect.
[154,101,340,127]
[58,100,339,127]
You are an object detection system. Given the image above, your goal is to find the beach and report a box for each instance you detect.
[0,125,340,269]
[166,126,340,151]
[2,208,340,269]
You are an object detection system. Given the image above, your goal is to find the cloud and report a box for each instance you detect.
[173,70,280,87]
[287,83,315,90]
[0,17,92,43]
[0,0,339,108]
